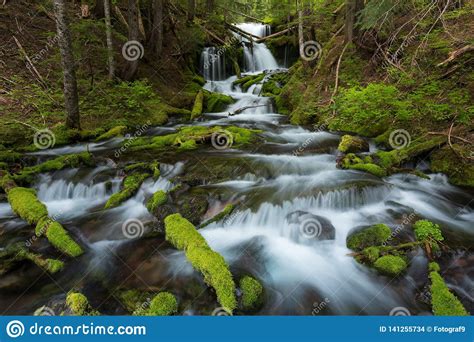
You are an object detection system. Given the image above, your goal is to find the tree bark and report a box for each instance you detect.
[123,0,140,81]
[104,0,115,79]
[187,0,195,21]
[149,0,163,57]
[344,0,364,44]
[53,0,80,129]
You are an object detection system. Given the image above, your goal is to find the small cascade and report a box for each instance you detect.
[201,47,226,81]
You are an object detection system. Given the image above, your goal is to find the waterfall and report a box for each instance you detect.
[201,47,226,81]
[234,23,279,72]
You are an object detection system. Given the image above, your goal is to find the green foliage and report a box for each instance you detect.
[413,220,444,250]
[347,224,391,251]
[240,276,263,310]
[431,145,474,187]
[164,214,236,312]
[430,267,468,316]
[373,255,407,276]
[7,187,48,225]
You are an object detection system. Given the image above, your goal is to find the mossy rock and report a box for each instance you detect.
[346,224,391,251]
[134,292,178,316]
[66,292,98,315]
[373,255,407,276]
[204,91,234,112]
[191,90,204,119]
[0,150,21,163]
[164,214,237,312]
[200,204,234,227]
[147,190,167,212]
[430,145,474,187]
[338,135,369,154]
[105,173,149,209]
[362,246,380,264]
[429,263,468,316]
[96,126,127,142]
[239,276,263,311]
[347,163,387,178]
[176,191,209,226]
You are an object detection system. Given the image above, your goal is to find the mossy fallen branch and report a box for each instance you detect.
[191,90,204,119]
[164,213,236,312]
[105,173,150,209]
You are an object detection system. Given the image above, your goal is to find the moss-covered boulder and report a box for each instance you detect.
[346,224,391,251]
[428,262,468,316]
[65,292,98,315]
[204,91,234,112]
[239,276,263,311]
[233,73,265,92]
[147,190,168,212]
[138,292,178,316]
[338,135,369,154]
[164,214,236,312]
[430,145,474,187]
[373,255,407,276]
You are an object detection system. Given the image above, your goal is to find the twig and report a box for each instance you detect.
[330,43,349,105]
[427,132,472,144]
[13,36,46,86]
[437,45,474,67]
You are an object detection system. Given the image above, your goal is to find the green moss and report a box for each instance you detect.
[338,135,369,153]
[413,220,444,251]
[164,214,236,312]
[373,255,407,276]
[0,150,21,163]
[125,161,160,179]
[147,292,178,316]
[200,204,234,227]
[347,163,387,178]
[45,258,65,273]
[147,190,167,212]
[204,91,234,112]
[177,139,197,150]
[15,247,64,274]
[96,125,127,141]
[66,292,90,315]
[117,289,151,313]
[191,90,204,119]
[430,269,468,316]
[429,262,441,272]
[347,224,391,251]
[7,187,48,224]
[240,276,263,310]
[45,221,83,257]
[362,246,380,264]
[430,145,474,187]
[105,173,149,209]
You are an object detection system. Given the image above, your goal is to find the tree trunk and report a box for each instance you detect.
[53,0,80,129]
[104,0,115,79]
[123,0,140,81]
[297,0,304,58]
[149,0,163,57]
[344,0,364,44]
[187,0,195,21]
[206,0,214,13]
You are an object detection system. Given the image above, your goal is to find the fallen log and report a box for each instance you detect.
[437,44,474,67]
[229,104,267,116]
[255,26,297,43]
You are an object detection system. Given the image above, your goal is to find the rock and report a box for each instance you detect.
[338,135,369,154]
[286,211,336,241]
[346,224,391,251]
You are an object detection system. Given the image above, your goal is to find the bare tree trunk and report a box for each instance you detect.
[187,0,195,21]
[149,0,163,57]
[298,0,304,55]
[53,0,80,129]
[344,0,364,43]
[123,0,140,81]
[104,0,115,79]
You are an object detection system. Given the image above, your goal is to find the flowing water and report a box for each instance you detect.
[1,23,472,315]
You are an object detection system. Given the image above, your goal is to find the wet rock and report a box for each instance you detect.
[338,135,369,154]
[286,211,336,241]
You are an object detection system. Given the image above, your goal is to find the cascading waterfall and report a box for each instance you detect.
[201,47,226,81]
